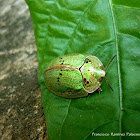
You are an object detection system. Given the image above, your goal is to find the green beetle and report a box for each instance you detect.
[43,53,115,99]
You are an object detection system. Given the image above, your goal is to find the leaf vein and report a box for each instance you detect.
[113,4,140,10]
[62,0,97,55]
[109,0,123,139]
[59,100,71,138]
[84,120,119,139]
[118,32,140,41]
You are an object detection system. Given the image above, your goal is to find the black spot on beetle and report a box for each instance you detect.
[60,57,62,59]
[87,81,89,84]
[85,58,91,63]
[85,58,89,63]
[61,63,63,65]
[57,80,60,82]
[57,77,60,79]
[83,78,87,86]
[60,70,62,71]
[59,73,62,76]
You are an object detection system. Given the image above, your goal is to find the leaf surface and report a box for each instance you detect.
[25,0,140,139]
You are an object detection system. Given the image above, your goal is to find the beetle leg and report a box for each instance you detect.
[97,88,102,94]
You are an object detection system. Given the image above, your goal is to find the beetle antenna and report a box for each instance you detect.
[104,76,114,92]
[105,54,116,72]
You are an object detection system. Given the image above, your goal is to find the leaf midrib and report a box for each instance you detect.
[108,0,123,138]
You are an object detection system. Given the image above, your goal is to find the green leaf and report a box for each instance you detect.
[25,0,140,139]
